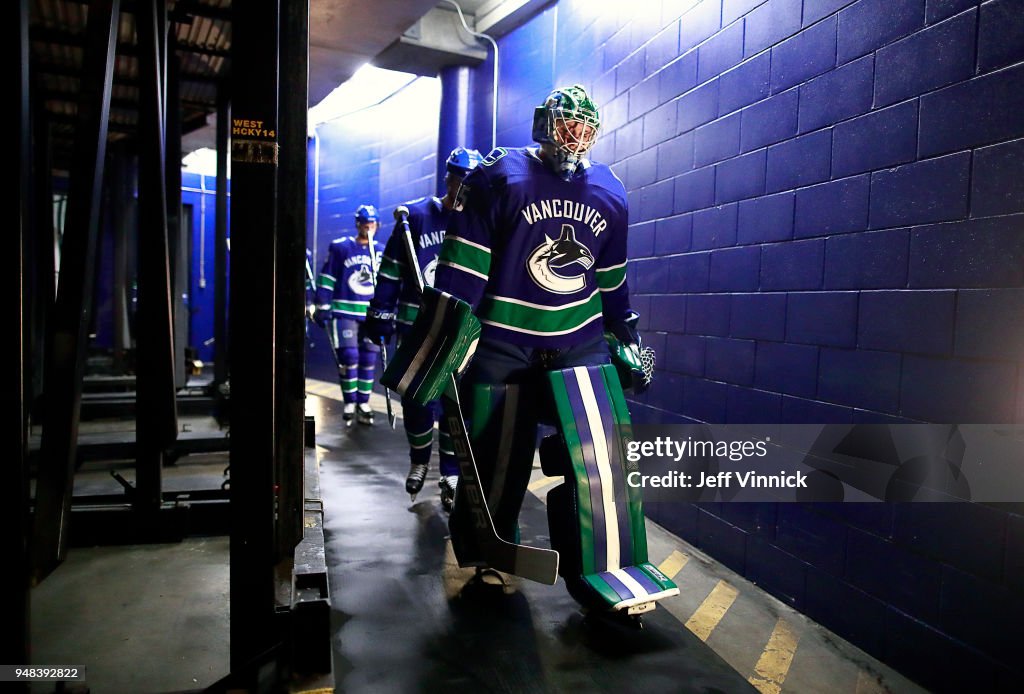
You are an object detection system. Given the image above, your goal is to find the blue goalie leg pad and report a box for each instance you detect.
[546,364,678,612]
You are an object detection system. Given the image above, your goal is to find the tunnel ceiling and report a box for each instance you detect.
[29,0,507,168]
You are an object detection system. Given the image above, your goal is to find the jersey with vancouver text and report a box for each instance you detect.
[370,196,450,328]
[315,236,385,321]
[433,146,630,349]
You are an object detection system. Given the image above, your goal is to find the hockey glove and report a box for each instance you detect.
[363,307,397,343]
[605,310,654,395]
[313,304,332,328]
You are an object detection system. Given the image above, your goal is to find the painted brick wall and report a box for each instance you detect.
[469,1,1024,689]
[307,77,441,381]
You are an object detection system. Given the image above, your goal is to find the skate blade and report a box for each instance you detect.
[624,601,656,616]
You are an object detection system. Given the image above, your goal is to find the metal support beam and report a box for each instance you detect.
[135,0,178,517]
[275,0,309,560]
[166,45,188,388]
[230,0,281,680]
[110,145,133,370]
[30,95,55,414]
[213,83,229,386]
[32,0,120,582]
[6,0,31,676]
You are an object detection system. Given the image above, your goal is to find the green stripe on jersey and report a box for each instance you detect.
[397,302,419,325]
[478,292,602,336]
[379,256,402,280]
[596,263,627,291]
[319,274,336,290]
[332,299,369,315]
[439,236,491,276]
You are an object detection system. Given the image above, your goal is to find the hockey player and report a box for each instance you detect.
[365,147,483,511]
[315,204,385,424]
[383,84,676,619]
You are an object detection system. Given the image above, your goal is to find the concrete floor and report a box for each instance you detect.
[30,537,230,693]
[309,379,930,694]
[27,380,931,693]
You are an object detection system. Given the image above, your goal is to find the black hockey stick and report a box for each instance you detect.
[395,205,559,584]
[365,231,397,429]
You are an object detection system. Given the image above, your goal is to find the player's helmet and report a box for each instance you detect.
[532,84,601,161]
[355,204,379,225]
[445,147,484,177]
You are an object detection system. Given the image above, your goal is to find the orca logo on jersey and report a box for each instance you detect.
[348,264,375,296]
[527,224,595,294]
[422,257,438,287]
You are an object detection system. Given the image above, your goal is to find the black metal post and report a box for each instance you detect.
[275,0,310,560]
[30,95,55,414]
[135,0,177,517]
[166,41,187,388]
[213,83,229,386]
[6,0,31,676]
[110,144,132,371]
[230,0,281,679]
[32,0,120,582]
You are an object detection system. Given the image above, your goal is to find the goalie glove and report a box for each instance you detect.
[605,310,654,394]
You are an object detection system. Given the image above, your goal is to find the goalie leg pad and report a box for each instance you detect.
[381,287,481,405]
[449,381,538,565]
[546,364,678,611]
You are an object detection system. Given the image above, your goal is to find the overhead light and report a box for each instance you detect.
[308,64,426,129]
[182,147,222,177]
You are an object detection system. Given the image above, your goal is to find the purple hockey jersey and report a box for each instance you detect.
[433,146,630,349]
[315,236,385,321]
[370,196,450,326]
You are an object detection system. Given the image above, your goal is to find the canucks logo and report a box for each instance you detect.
[527,224,594,294]
[422,257,438,287]
[348,264,375,296]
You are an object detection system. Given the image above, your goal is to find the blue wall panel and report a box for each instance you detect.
[453,4,1024,684]
[291,0,1024,687]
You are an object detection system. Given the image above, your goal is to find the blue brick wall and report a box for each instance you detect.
[475,0,1024,430]
[307,76,441,380]
[462,1,1023,688]
[512,0,1024,680]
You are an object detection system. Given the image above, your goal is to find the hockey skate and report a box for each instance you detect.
[342,402,356,424]
[356,403,375,426]
[406,462,428,501]
[439,475,458,513]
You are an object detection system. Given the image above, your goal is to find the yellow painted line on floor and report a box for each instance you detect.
[684,580,739,641]
[657,550,689,579]
[748,618,800,694]
[527,475,562,493]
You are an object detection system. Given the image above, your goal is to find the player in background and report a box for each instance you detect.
[364,147,484,510]
[314,204,385,425]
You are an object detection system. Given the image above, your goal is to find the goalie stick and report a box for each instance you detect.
[395,205,559,584]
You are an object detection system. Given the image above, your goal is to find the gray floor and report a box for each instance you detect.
[30,537,229,694]
[26,382,929,693]
[315,393,757,694]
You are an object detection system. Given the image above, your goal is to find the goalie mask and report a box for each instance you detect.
[532,84,601,180]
